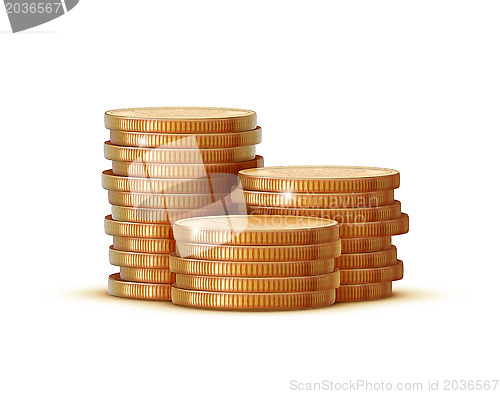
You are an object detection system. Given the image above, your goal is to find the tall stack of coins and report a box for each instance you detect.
[102,107,264,300]
[170,215,341,310]
[236,166,409,302]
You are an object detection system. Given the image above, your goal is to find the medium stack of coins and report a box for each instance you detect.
[236,166,409,302]
[170,215,341,310]
[102,107,264,300]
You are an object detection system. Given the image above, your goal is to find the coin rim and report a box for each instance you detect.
[174,270,340,293]
[339,260,403,284]
[168,252,336,277]
[171,286,336,310]
[108,273,172,300]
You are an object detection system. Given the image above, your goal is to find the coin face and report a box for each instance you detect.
[105,107,257,132]
[174,214,336,232]
[239,166,398,179]
[106,107,256,120]
[238,165,399,192]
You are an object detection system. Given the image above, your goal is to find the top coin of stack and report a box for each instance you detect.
[102,107,264,300]
[236,166,409,302]
[170,215,341,310]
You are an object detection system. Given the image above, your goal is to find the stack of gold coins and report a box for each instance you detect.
[170,215,341,310]
[236,166,409,302]
[102,107,264,300]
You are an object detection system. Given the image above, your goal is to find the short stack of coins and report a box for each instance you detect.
[236,166,409,302]
[102,107,264,300]
[170,215,341,310]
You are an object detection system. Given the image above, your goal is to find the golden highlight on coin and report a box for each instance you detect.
[171,287,336,310]
[111,205,227,224]
[340,237,392,253]
[175,270,339,293]
[245,202,402,223]
[176,240,341,262]
[109,127,262,148]
[112,155,264,178]
[238,166,400,193]
[102,170,236,194]
[108,191,227,209]
[113,236,176,254]
[108,273,172,300]
[104,141,256,163]
[169,253,336,277]
[172,215,339,245]
[339,260,403,284]
[338,213,409,238]
[335,246,398,269]
[336,282,392,302]
[105,107,257,133]
[119,267,176,284]
[109,246,171,268]
[104,215,174,239]
[234,189,395,208]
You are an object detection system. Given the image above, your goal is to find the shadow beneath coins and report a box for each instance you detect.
[64,287,179,309]
[67,287,110,300]
[63,286,446,313]
[386,288,444,301]
[326,287,446,311]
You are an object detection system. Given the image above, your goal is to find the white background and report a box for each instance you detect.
[1,1,499,393]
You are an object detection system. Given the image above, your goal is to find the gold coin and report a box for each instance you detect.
[234,189,395,208]
[107,191,229,209]
[109,246,170,268]
[336,246,398,269]
[339,213,409,238]
[104,141,256,163]
[105,107,257,133]
[108,273,172,300]
[113,236,176,254]
[172,215,339,245]
[176,240,341,262]
[102,170,236,194]
[340,260,403,284]
[341,237,392,253]
[246,202,401,223]
[171,287,336,310]
[175,270,339,293]
[109,127,262,148]
[113,155,264,178]
[169,253,335,277]
[336,282,392,302]
[120,267,176,284]
[239,166,400,193]
[111,205,230,224]
[104,215,174,238]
